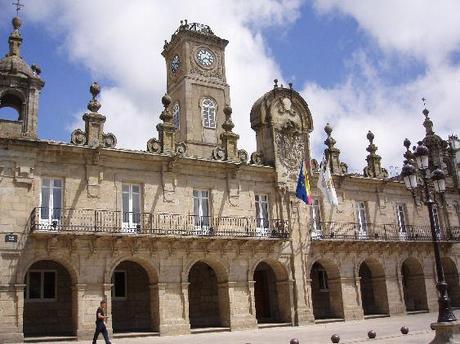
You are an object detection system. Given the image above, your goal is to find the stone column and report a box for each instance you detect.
[103,283,113,336]
[149,284,160,332]
[385,275,405,315]
[74,284,90,340]
[303,278,315,323]
[226,281,257,331]
[277,280,295,324]
[340,277,364,320]
[157,282,190,336]
[217,282,231,328]
[425,272,439,312]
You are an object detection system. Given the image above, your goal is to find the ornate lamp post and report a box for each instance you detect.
[400,110,460,343]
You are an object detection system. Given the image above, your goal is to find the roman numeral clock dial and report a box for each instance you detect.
[196,48,215,67]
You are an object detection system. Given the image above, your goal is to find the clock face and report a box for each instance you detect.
[171,55,180,73]
[196,48,215,67]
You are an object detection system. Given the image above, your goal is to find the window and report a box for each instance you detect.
[172,102,180,129]
[112,271,127,299]
[25,270,56,301]
[40,178,63,226]
[396,204,407,234]
[455,202,460,226]
[356,201,368,234]
[122,184,141,231]
[255,194,269,232]
[311,199,322,234]
[193,190,210,228]
[201,97,216,129]
[318,268,329,291]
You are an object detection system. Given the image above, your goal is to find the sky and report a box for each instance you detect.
[0,0,459,174]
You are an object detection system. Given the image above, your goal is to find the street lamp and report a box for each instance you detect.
[400,140,455,324]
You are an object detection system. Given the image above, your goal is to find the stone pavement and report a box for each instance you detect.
[58,311,460,344]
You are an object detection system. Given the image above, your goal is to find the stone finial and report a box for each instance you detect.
[403,138,415,162]
[70,82,117,148]
[8,17,23,57]
[219,104,240,161]
[222,105,235,132]
[152,93,176,154]
[363,130,388,178]
[323,123,347,175]
[273,79,278,89]
[423,108,434,136]
[87,82,102,112]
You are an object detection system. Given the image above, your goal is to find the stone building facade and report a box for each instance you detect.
[1,17,460,343]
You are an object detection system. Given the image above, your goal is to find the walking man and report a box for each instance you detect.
[92,300,111,344]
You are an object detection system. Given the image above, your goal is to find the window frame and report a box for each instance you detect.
[356,201,368,234]
[255,194,270,232]
[112,270,127,300]
[396,203,408,234]
[25,270,57,302]
[39,178,64,227]
[200,97,217,129]
[193,189,210,229]
[311,199,322,233]
[122,183,142,231]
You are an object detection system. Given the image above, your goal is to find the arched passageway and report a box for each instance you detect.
[401,257,428,312]
[111,261,157,333]
[188,261,230,328]
[442,257,460,307]
[253,261,291,324]
[359,259,389,316]
[23,260,75,337]
[310,260,344,320]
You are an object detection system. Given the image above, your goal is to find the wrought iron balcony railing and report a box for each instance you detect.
[30,207,289,239]
[310,221,460,242]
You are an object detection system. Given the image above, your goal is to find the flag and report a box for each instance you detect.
[296,160,313,205]
[318,157,339,206]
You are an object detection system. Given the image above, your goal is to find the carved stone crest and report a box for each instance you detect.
[147,138,161,153]
[71,129,86,145]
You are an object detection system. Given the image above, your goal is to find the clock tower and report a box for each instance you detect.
[162,20,230,158]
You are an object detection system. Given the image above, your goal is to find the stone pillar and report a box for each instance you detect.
[0,283,25,343]
[226,281,257,331]
[74,284,90,340]
[340,277,364,320]
[103,283,113,336]
[217,282,231,328]
[426,273,439,312]
[149,284,160,332]
[157,282,190,336]
[277,280,295,324]
[385,275,405,315]
[302,278,315,323]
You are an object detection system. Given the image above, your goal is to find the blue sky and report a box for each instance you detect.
[0,0,459,172]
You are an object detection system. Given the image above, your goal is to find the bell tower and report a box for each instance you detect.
[162,20,230,158]
[0,15,44,140]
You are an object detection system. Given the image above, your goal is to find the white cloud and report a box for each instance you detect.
[18,0,302,154]
[302,0,460,171]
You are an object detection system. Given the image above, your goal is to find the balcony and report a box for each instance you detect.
[30,207,289,240]
[310,222,460,242]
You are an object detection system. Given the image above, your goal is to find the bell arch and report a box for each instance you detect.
[109,259,159,333]
[358,258,389,316]
[187,260,230,329]
[309,259,344,320]
[23,260,76,337]
[401,257,428,312]
[250,259,292,324]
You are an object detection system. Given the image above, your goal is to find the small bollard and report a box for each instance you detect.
[368,330,376,339]
[401,326,409,335]
[331,334,340,343]
[290,339,300,344]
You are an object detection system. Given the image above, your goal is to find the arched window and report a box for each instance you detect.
[201,97,216,129]
[0,92,23,121]
[172,102,180,129]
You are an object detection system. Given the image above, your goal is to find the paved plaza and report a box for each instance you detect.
[41,310,456,344]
